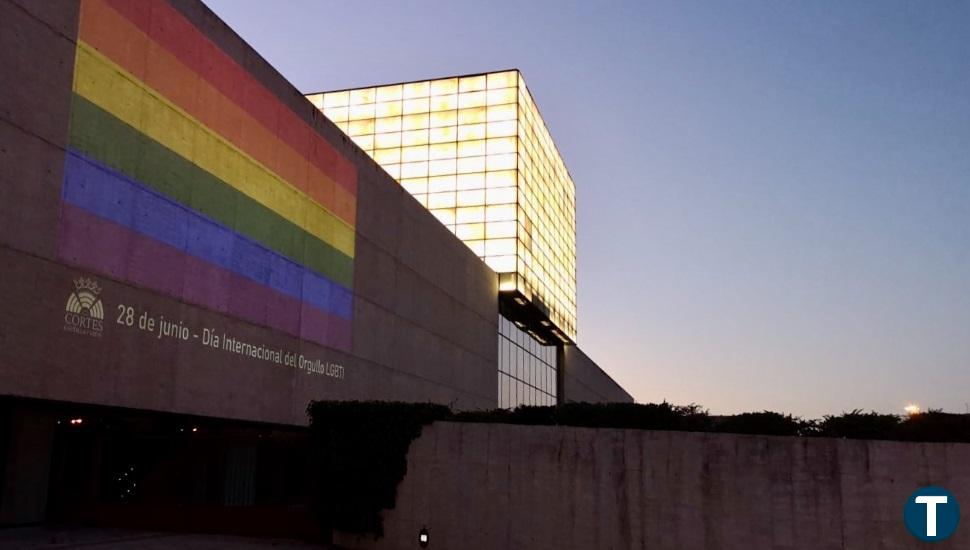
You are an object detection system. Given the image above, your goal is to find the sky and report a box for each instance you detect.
[204,0,970,418]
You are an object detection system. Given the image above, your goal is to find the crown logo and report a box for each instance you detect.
[73,277,102,296]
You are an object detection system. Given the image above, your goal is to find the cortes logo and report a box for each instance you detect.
[904,486,960,542]
[63,277,104,338]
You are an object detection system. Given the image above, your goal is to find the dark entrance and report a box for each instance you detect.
[0,398,322,539]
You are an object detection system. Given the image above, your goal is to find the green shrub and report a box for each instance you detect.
[816,409,901,440]
[306,400,450,537]
[713,411,807,437]
[897,411,970,443]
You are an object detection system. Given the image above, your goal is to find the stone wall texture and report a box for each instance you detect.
[337,422,970,550]
[0,0,498,425]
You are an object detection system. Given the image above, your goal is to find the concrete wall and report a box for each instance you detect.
[562,345,633,403]
[0,0,498,427]
[337,422,970,550]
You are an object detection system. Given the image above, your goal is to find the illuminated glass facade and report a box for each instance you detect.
[307,70,577,342]
[498,316,557,407]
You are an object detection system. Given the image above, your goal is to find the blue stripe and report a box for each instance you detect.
[62,150,353,319]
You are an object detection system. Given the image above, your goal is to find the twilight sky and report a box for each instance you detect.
[204,0,970,418]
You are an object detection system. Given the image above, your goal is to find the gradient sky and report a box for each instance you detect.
[204,0,970,418]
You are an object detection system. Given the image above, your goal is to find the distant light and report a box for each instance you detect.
[69,418,83,425]
[191,427,198,433]
[418,527,429,547]
[904,404,921,416]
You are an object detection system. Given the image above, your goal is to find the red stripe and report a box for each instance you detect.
[103,0,357,196]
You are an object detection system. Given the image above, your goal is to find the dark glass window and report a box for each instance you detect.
[497,314,557,408]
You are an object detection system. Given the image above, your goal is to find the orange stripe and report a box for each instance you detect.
[78,0,356,226]
[103,0,356,196]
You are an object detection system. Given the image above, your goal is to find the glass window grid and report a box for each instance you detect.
[497,315,557,408]
[315,70,577,340]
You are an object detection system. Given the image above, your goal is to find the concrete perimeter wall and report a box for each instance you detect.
[337,422,969,550]
[562,345,633,403]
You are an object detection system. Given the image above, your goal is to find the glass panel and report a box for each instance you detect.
[457,140,486,158]
[375,101,403,117]
[456,206,485,223]
[486,87,517,106]
[401,145,429,163]
[486,187,516,205]
[402,129,429,146]
[485,204,516,221]
[430,110,458,127]
[429,126,457,143]
[456,173,485,190]
[457,123,486,141]
[400,161,428,179]
[430,208,456,224]
[430,94,459,112]
[486,220,516,238]
[349,88,375,105]
[404,81,430,99]
[456,223,485,240]
[487,104,517,122]
[485,170,516,188]
[374,132,402,149]
[458,91,487,108]
[324,106,349,122]
[403,97,430,115]
[351,135,373,150]
[400,178,427,195]
[323,91,350,108]
[401,113,429,131]
[428,175,456,193]
[458,107,487,125]
[430,78,459,96]
[487,120,517,137]
[457,189,485,206]
[457,156,486,174]
[428,159,456,177]
[428,192,456,209]
[375,116,402,133]
[459,74,487,92]
[373,148,400,164]
[376,84,403,102]
[487,71,518,89]
[348,119,375,136]
[485,238,516,256]
[429,143,457,160]
[349,103,376,120]
[486,153,517,171]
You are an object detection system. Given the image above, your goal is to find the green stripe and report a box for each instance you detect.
[68,94,354,288]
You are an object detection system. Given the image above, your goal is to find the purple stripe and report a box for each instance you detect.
[61,150,353,319]
[58,203,351,352]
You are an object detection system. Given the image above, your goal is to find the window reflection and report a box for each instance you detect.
[496,315,557,408]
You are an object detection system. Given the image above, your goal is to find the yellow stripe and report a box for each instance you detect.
[73,41,355,257]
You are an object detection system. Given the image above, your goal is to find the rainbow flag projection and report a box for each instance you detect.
[59,0,357,351]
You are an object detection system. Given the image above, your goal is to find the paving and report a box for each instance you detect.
[0,526,326,549]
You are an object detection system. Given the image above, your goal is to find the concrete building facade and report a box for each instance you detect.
[0,0,631,528]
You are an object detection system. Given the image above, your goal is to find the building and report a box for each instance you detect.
[307,72,613,408]
[0,0,630,528]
